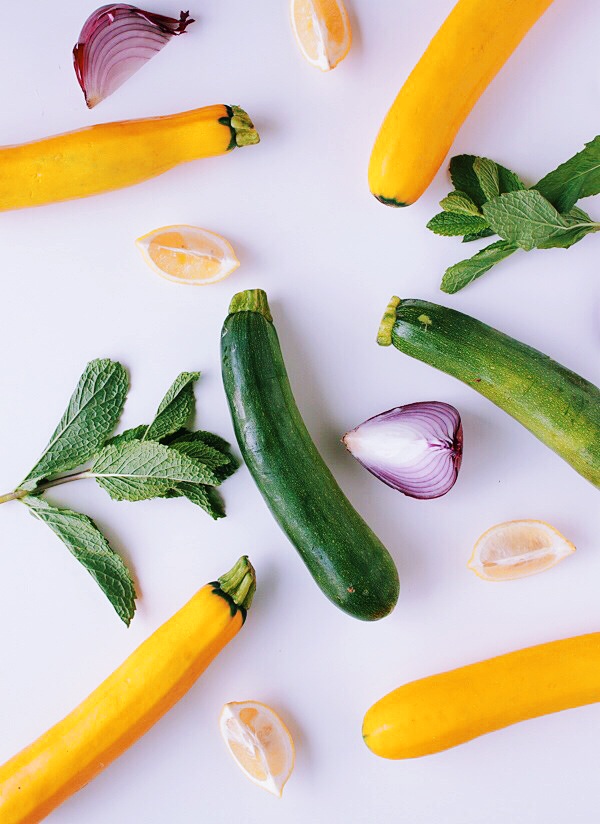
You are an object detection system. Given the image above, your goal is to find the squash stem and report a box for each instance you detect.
[230,106,260,147]
[228,289,272,322]
[218,555,256,611]
[377,296,401,346]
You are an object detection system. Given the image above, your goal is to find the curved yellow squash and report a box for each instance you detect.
[0,557,256,824]
[369,0,554,206]
[363,632,600,758]
[0,104,259,211]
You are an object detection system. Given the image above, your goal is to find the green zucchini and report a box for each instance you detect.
[221,289,399,621]
[378,297,600,488]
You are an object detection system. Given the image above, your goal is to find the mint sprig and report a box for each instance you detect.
[429,138,600,293]
[0,361,238,624]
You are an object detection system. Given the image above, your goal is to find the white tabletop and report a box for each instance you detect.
[0,1,599,822]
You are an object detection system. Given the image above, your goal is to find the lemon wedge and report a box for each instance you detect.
[219,701,295,797]
[468,519,576,581]
[290,0,351,71]
[136,225,239,285]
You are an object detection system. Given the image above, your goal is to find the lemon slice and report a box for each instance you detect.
[468,519,576,581]
[290,0,352,71]
[219,701,295,797]
[136,225,240,285]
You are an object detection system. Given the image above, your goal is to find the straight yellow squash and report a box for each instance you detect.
[369,0,554,206]
[0,104,259,211]
[363,632,600,758]
[0,556,256,824]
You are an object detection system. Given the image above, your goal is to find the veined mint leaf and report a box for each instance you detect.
[177,483,226,519]
[91,440,219,501]
[473,158,500,201]
[171,429,232,453]
[535,135,600,212]
[23,360,128,487]
[440,240,518,294]
[144,372,200,442]
[449,155,487,206]
[24,497,136,625]
[536,205,600,249]
[427,212,489,237]
[482,190,571,251]
[497,164,526,194]
[169,436,230,470]
[439,191,481,216]
[107,425,149,448]
[462,228,495,242]
[169,430,239,481]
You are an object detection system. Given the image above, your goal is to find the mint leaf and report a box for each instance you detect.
[462,228,495,242]
[449,155,487,206]
[482,190,572,251]
[439,191,481,216]
[91,440,219,501]
[107,425,149,448]
[497,165,526,194]
[169,436,230,470]
[24,497,136,625]
[427,212,489,237]
[23,360,128,487]
[535,136,600,212]
[535,205,600,249]
[177,483,226,519]
[440,240,518,294]
[473,158,500,201]
[144,372,200,442]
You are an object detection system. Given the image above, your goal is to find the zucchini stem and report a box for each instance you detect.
[218,555,256,611]
[377,296,401,346]
[228,289,272,322]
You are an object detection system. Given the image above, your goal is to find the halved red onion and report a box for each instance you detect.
[342,401,463,499]
[73,5,194,108]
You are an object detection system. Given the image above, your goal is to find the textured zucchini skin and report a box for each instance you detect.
[379,297,600,488]
[221,290,399,621]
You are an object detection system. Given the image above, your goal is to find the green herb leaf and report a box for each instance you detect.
[449,155,487,206]
[23,360,128,487]
[535,205,600,249]
[91,440,219,502]
[427,211,489,237]
[144,372,200,442]
[439,191,481,216]
[535,135,600,212]
[462,228,495,242]
[482,190,573,251]
[177,483,226,519]
[497,164,526,194]
[107,425,149,448]
[24,497,136,625]
[473,158,500,201]
[169,435,230,470]
[440,240,518,294]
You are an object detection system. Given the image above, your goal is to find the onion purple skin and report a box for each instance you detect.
[73,5,195,109]
[342,401,463,500]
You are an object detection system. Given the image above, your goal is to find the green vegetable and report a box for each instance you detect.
[378,297,600,489]
[221,289,399,621]
[0,362,238,623]
[428,139,600,292]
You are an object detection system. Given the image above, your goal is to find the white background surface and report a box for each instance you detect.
[0,1,599,822]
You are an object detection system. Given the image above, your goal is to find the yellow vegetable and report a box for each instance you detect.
[368,0,554,206]
[0,104,259,211]
[363,632,600,758]
[0,556,256,824]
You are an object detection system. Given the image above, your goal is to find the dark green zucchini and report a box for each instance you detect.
[378,297,600,488]
[221,289,399,621]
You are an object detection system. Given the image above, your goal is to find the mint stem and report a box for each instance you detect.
[0,470,93,505]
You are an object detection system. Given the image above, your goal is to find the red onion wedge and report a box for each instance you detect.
[73,5,195,108]
[342,401,463,499]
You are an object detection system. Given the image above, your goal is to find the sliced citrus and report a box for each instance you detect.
[135,225,240,285]
[468,519,576,582]
[290,0,352,71]
[219,701,295,797]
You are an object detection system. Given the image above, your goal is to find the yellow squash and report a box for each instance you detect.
[363,632,600,758]
[369,0,554,206]
[0,556,256,824]
[0,104,259,211]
